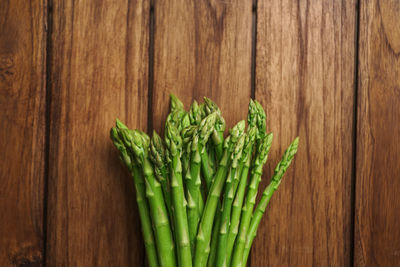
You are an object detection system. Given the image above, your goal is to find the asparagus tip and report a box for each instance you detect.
[170,93,184,111]
[115,118,128,130]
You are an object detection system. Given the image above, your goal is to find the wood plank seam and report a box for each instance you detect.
[350,0,361,266]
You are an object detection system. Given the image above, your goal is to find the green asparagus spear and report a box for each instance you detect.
[225,127,257,266]
[166,109,190,132]
[215,134,245,267]
[197,101,216,191]
[200,99,224,190]
[120,129,177,267]
[170,93,185,112]
[167,95,190,131]
[200,145,215,192]
[247,99,266,140]
[225,100,261,265]
[189,100,202,126]
[199,102,207,119]
[207,205,221,267]
[196,112,218,190]
[181,125,197,177]
[204,97,225,162]
[231,133,273,267]
[207,142,216,173]
[149,131,173,223]
[110,127,159,267]
[165,123,192,267]
[215,127,257,267]
[242,137,299,266]
[194,120,245,267]
[186,113,217,254]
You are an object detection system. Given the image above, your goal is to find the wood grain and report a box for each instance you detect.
[0,1,46,265]
[252,0,356,266]
[152,0,253,132]
[354,0,400,266]
[46,0,149,266]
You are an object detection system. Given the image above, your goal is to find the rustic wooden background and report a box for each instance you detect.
[1,0,399,266]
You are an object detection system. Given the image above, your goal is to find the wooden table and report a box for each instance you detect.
[1,0,399,266]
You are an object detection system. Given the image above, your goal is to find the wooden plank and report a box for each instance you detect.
[0,1,46,266]
[252,0,356,266]
[152,0,253,132]
[354,1,400,266]
[46,0,149,265]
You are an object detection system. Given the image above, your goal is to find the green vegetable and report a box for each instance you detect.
[120,128,177,267]
[165,122,192,267]
[170,93,185,112]
[109,95,299,267]
[110,127,159,267]
[231,133,273,267]
[247,99,266,140]
[225,127,257,266]
[215,134,245,267]
[166,95,190,132]
[204,97,225,162]
[194,120,245,267]
[206,205,221,267]
[150,131,173,223]
[241,137,299,266]
[186,113,217,254]
[189,100,202,126]
[181,125,197,177]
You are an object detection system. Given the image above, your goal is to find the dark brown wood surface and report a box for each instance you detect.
[0,1,47,265]
[152,0,253,131]
[1,0,400,266]
[354,0,400,266]
[252,0,356,266]
[46,0,149,266]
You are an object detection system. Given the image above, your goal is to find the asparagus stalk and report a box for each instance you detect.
[212,101,261,266]
[120,129,177,267]
[149,131,173,223]
[189,100,202,126]
[208,151,242,267]
[225,127,257,266]
[197,101,216,190]
[186,113,217,254]
[209,141,245,267]
[225,163,247,266]
[206,205,221,267]
[194,120,246,267]
[166,95,190,133]
[247,99,266,140]
[196,112,218,191]
[165,123,192,267]
[200,144,215,192]
[224,100,263,265]
[208,162,246,267]
[215,134,245,267]
[181,125,196,254]
[199,99,224,189]
[242,137,299,266]
[110,127,159,267]
[208,117,238,266]
[170,93,185,112]
[231,133,273,267]
[168,94,190,177]
[166,109,190,132]
[181,125,197,177]
[207,143,216,173]
[204,97,225,162]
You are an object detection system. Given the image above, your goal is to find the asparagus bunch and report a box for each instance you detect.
[110,94,299,267]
